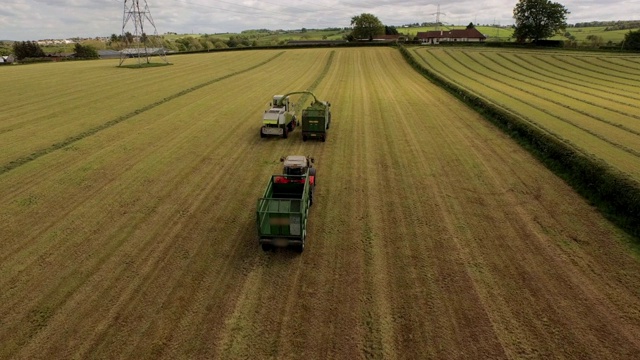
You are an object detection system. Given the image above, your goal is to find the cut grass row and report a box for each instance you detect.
[403,45,640,236]
[0,50,285,167]
[409,47,640,180]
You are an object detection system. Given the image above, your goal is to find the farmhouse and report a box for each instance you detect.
[417,28,486,45]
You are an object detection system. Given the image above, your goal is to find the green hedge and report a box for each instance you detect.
[399,45,640,238]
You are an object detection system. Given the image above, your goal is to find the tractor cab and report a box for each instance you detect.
[276,155,316,187]
[281,155,312,176]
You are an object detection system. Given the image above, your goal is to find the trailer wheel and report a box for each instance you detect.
[295,237,305,253]
[260,128,265,138]
[261,244,272,252]
[321,135,326,142]
[302,134,307,142]
[283,126,288,139]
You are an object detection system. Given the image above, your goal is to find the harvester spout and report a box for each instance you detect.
[277,91,319,106]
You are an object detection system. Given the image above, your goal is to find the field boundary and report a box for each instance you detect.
[399,45,640,238]
[0,52,285,176]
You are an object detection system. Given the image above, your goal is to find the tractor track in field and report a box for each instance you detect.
[0,52,285,177]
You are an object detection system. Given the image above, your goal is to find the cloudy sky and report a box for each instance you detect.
[2,0,639,41]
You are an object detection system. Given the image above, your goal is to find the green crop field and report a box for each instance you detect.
[2,48,640,358]
[408,46,640,182]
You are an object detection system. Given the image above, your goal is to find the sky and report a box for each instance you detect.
[1,0,639,41]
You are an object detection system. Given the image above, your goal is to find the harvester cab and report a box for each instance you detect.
[272,95,290,110]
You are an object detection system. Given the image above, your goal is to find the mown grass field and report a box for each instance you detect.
[1,48,640,359]
[409,46,640,183]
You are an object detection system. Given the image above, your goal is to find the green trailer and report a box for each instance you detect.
[302,100,331,142]
[256,156,316,252]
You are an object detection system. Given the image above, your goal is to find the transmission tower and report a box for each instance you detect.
[119,0,168,66]
[430,4,446,31]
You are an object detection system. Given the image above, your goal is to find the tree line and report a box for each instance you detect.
[572,20,640,31]
[11,41,98,60]
[5,0,640,62]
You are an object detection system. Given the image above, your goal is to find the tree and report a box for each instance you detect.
[74,43,99,59]
[124,31,134,44]
[385,26,399,35]
[350,13,384,41]
[513,0,570,42]
[466,22,475,29]
[584,34,603,48]
[0,41,12,56]
[12,41,45,60]
[622,29,640,50]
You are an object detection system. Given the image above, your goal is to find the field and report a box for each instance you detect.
[408,46,640,183]
[2,48,640,359]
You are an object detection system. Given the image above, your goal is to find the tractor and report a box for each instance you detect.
[256,155,317,252]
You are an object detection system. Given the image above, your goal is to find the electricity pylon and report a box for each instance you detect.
[119,0,168,66]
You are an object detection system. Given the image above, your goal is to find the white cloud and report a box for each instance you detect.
[1,0,638,41]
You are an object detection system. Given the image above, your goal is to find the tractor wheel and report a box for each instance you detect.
[261,244,272,252]
[309,168,316,186]
[260,128,265,138]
